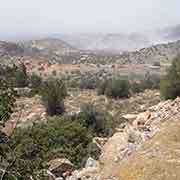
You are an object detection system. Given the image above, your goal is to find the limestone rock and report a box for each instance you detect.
[48,158,74,178]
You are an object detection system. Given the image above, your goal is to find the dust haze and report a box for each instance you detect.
[0,0,180,40]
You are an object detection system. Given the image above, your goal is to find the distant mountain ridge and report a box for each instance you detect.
[0,29,180,65]
[57,24,180,52]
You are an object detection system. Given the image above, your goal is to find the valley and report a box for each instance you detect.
[0,24,180,180]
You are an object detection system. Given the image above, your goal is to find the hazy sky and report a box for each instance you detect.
[0,0,180,36]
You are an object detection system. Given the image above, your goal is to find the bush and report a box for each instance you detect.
[160,56,180,100]
[97,80,108,95]
[29,74,42,89]
[0,79,17,125]
[131,74,160,94]
[4,63,28,88]
[41,79,67,116]
[131,82,144,94]
[79,77,98,90]
[14,63,28,88]
[97,79,130,98]
[78,103,114,137]
[10,116,92,178]
[105,79,130,99]
[28,74,42,96]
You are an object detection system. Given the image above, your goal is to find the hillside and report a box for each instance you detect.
[66,97,180,180]
[20,38,78,55]
[0,38,80,65]
[0,35,180,66]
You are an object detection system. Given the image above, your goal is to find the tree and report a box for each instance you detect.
[160,56,180,100]
[41,79,67,116]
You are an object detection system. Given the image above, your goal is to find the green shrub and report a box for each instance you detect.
[131,82,144,94]
[105,79,130,99]
[41,79,67,116]
[130,74,160,94]
[79,77,98,90]
[10,116,92,176]
[14,63,28,88]
[78,103,114,136]
[29,74,42,89]
[97,80,108,95]
[4,63,28,88]
[0,79,17,124]
[28,74,42,96]
[160,56,180,100]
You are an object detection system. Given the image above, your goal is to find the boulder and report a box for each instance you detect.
[48,158,74,178]
[133,111,151,129]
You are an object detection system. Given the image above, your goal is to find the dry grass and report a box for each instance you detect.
[102,116,180,180]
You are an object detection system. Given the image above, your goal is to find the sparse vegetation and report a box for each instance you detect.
[98,78,130,99]
[0,30,178,180]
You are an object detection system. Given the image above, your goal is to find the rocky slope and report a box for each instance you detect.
[65,96,180,180]
[0,38,180,66]
[20,38,78,56]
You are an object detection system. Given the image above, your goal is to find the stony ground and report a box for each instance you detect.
[64,89,160,117]
[5,88,179,180]
[70,97,180,180]
[3,95,47,136]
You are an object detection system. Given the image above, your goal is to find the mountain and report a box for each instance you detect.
[0,38,80,65]
[116,40,180,64]
[57,24,180,52]
[20,38,78,56]
[58,33,151,52]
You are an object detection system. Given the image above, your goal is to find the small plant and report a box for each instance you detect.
[41,79,67,116]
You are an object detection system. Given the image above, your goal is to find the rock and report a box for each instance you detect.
[85,158,98,169]
[31,170,56,180]
[48,158,74,178]
[14,87,32,96]
[56,178,63,180]
[123,114,137,120]
[66,158,100,180]
[133,111,152,129]
[92,137,108,150]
